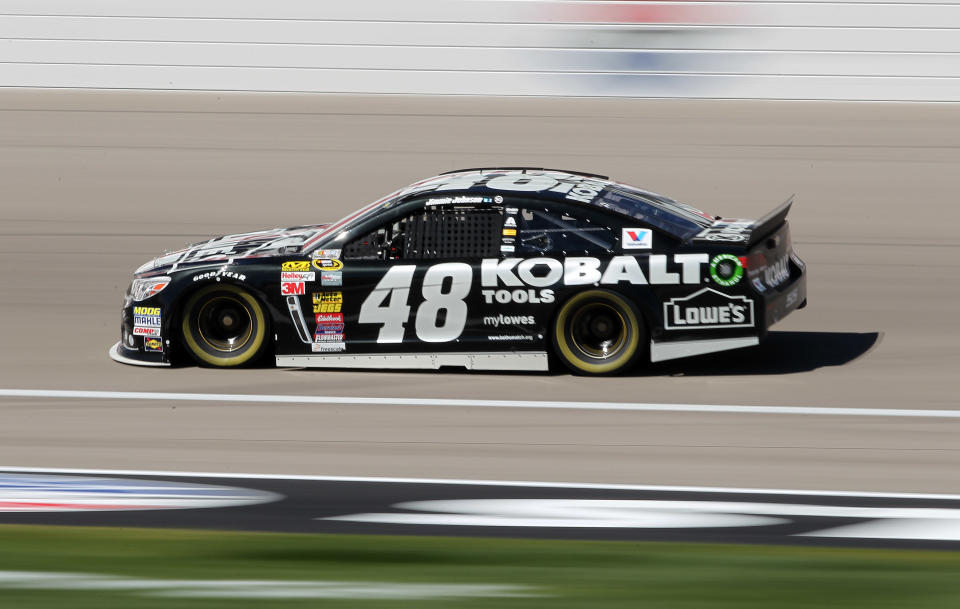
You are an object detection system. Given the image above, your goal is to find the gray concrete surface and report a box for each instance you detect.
[0,90,958,492]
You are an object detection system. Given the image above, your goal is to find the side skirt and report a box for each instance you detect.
[276,351,549,372]
[650,336,759,363]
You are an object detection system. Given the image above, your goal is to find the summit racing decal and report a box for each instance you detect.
[0,473,279,512]
[663,288,755,330]
[314,312,345,342]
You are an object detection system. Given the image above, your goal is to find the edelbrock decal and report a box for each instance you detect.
[663,288,755,330]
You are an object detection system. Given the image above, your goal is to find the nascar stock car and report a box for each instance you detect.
[111,168,806,375]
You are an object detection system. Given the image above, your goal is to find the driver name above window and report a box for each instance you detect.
[316,169,714,252]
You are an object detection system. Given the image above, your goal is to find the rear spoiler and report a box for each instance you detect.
[746,195,794,247]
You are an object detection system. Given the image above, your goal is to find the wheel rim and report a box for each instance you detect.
[196,296,254,352]
[569,302,627,360]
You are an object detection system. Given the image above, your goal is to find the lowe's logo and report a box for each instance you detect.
[622,228,652,250]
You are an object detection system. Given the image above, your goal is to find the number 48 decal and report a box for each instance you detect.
[359,263,471,343]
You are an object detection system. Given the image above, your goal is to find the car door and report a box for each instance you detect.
[337,201,503,355]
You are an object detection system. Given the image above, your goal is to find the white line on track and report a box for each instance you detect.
[1,388,959,418]
[2,466,960,501]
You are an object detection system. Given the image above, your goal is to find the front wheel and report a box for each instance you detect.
[552,290,644,375]
[180,284,270,367]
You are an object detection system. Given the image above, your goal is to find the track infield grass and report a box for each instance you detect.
[0,525,958,608]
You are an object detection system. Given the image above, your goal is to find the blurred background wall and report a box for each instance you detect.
[2,0,959,101]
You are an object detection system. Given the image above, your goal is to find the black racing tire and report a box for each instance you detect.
[552,289,644,376]
[180,284,270,368]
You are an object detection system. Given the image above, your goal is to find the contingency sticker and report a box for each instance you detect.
[622,228,652,250]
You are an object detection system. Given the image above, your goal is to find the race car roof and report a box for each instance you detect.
[398,168,716,237]
[307,168,715,248]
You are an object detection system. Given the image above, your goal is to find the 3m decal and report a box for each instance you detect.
[281,271,315,282]
[313,291,343,313]
[710,254,744,287]
[321,271,342,287]
[622,228,652,250]
[143,338,163,353]
[281,260,311,272]
[312,258,344,272]
[281,282,305,296]
[663,288,755,330]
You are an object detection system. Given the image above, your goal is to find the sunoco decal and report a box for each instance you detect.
[663,288,755,330]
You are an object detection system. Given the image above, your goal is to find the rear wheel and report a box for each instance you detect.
[180,284,269,367]
[552,290,644,375]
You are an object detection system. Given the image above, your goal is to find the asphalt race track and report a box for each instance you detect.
[0,90,959,523]
[2,469,960,549]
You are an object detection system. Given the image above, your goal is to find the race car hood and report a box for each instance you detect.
[134,224,329,275]
[691,196,793,246]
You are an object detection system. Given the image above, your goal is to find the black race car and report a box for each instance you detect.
[111,168,806,375]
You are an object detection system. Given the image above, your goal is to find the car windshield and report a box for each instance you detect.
[597,185,714,239]
[302,189,405,250]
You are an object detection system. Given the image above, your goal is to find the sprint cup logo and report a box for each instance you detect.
[312,258,343,272]
[663,288,755,330]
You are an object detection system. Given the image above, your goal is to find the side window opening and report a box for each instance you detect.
[343,206,502,261]
[516,207,615,256]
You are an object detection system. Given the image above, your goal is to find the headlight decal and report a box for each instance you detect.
[130,277,171,301]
